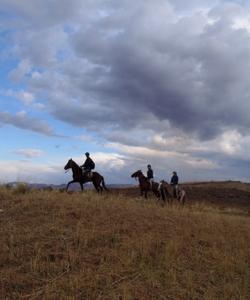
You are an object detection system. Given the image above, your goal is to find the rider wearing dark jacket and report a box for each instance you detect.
[147,164,154,181]
[171,172,178,185]
[81,152,95,172]
[171,171,179,198]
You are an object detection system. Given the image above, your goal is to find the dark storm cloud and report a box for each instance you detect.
[37,0,250,140]
[4,0,249,140]
[2,0,250,141]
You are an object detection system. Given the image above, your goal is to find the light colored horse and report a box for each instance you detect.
[159,180,186,204]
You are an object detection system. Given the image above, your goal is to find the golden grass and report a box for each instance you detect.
[0,186,249,299]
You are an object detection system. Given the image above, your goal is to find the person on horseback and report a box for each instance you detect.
[147,164,154,187]
[80,152,95,178]
[170,171,179,198]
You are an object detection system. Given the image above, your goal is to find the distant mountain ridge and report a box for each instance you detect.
[5,180,249,192]
[5,182,134,191]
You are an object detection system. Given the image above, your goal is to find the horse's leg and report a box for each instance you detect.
[101,176,108,191]
[153,189,159,199]
[93,181,100,193]
[164,189,169,203]
[95,180,102,193]
[177,191,181,203]
[97,178,103,193]
[80,182,84,191]
[179,190,186,205]
[167,189,172,204]
[160,188,166,203]
[183,193,186,205]
[167,191,172,204]
[66,180,76,191]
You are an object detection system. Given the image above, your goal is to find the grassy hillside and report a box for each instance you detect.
[0,185,250,299]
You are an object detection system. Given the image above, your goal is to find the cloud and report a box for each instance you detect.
[8,59,32,82]
[13,148,44,158]
[108,140,217,163]
[4,89,35,105]
[0,0,82,28]
[0,111,55,136]
[9,0,248,142]
[0,159,63,184]
[168,0,218,12]
[0,152,129,184]
[1,0,250,182]
[74,152,126,170]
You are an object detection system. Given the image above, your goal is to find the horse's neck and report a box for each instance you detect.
[71,161,81,172]
[138,174,147,183]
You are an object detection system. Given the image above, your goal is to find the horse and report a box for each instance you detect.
[131,170,162,199]
[159,180,186,204]
[64,159,108,193]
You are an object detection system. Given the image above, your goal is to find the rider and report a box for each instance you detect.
[80,152,95,178]
[170,171,179,198]
[147,164,154,187]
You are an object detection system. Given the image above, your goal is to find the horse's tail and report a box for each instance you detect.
[160,188,166,202]
[101,176,109,191]
[179,189,186,204]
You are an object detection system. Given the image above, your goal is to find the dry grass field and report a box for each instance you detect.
[0,182,250,299]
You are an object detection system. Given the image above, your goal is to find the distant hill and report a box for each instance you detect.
[6,182,67,190]
[5,182,134,191]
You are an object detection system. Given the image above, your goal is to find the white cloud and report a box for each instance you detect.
[219,130,242,155]
[93,152,126,170]
[73,152,126,171]
[0,160,62,184]
[233,16,250,31]
[8,59,32,82]
[185,158,217,169]
[107,142,183,159]
[13,148,44,158]
[18,91,34,105]
[5,89,35,105]
[74,134,95,142]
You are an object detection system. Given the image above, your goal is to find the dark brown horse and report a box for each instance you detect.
[64,159,108,193]
[131,170,161,199]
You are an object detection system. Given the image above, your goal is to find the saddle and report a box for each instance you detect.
[83,170,93,179]
[147,178,153,189]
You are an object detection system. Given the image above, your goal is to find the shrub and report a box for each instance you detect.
[13,183,30,194]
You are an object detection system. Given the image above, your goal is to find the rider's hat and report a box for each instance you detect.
[147,164,151,168]
[85,152,90,156]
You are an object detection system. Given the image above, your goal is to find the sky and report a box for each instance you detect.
[0,0,250,185]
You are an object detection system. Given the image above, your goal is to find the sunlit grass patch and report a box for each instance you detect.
[0,187,249,299]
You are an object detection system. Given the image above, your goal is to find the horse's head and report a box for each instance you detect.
[64,158,73,170]
[131,170,143,178]
[160,180,168,185]
[160,180,169,188]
